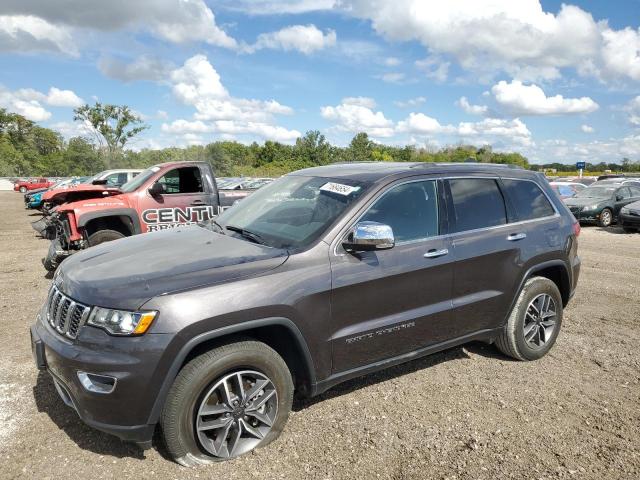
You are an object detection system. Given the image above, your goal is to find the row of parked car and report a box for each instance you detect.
[15,165,274,270]
[548,175,640,231]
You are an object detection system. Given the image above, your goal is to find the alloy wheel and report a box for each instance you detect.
[195,370,278,459]
[523,293,557,348]
[601,209,612,226]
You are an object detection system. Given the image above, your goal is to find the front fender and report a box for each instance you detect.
[145,317,316,425]
[76,208,142,235]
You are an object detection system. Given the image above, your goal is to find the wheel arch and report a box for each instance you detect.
[147,317,316,425]
[78,209,142,238]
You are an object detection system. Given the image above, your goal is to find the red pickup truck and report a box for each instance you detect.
[14,178,54,193]
[42,161,250,271]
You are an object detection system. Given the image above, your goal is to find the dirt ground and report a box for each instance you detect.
[0,190,638,480]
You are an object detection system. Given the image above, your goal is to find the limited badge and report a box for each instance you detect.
[319,182,360,196]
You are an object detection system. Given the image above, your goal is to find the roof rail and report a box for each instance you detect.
[410,162,523,170]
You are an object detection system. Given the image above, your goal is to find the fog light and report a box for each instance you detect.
[77,371,117,394]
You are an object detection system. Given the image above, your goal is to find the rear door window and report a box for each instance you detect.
[501,179,555,221]
[448,178,507,233]
[629,186,640,197]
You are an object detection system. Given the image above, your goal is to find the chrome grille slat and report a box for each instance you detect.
[46,285,90,339]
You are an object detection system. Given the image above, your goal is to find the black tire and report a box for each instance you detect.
[87,229,125,247]
[19,186,26,193]
[495,277,563,361]
[161,341,294,467]
[598,208,613,228]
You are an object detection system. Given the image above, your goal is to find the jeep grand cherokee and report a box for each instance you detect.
[30,162,581,466]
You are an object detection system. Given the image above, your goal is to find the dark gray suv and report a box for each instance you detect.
[30,162,581,465]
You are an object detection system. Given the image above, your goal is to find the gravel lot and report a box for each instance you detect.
[0,190,639,480]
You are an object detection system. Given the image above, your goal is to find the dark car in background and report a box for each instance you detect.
[31,162,580,465]
[565,183,640,227]
[619,200,640,232]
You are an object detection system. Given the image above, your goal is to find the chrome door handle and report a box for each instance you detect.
[507,233,527,241]
[423,248,449,258]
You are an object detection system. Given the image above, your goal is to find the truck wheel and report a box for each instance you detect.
[87,229,125,246]
[19,186,26,193]
[161,341,293,466]
[598,208,613,227]
[495,277,563,361]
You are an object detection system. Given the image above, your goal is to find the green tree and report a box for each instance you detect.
[73,103,148,168]
[348,132,373,161]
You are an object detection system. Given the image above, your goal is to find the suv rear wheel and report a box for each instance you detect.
[496,277,563,361]
[161,341,293,466]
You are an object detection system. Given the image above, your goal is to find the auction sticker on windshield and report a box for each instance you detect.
[320,182,360,196]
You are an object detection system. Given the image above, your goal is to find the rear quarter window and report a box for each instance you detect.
[501,179,555,221]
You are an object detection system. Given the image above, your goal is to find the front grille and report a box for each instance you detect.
[46,285,91,339]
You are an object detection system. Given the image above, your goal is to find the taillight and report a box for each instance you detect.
[572,221,581,237]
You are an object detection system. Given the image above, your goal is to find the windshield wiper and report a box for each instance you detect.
[225,225,266,245]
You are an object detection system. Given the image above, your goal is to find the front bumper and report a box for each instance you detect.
[567,206,601,223]
[30,305,174,446]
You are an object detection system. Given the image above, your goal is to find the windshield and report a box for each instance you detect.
[575,186,615,199]
[215,175,371,250]
[120,166,160,193]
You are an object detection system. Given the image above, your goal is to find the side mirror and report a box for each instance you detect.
[148,182,166,197]
[616,194,624,201]
[343,221,395,252]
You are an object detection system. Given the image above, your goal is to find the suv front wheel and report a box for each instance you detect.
[496,277,563,361]
[161,340,293,466]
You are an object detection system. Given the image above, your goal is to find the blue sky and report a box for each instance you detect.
[0,0,639,164]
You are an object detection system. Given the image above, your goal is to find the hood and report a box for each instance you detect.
[43,184,121,203]
[26,187,49,196]
[59,194,130,212]
[56,225,289,310]
[564,197,607,207]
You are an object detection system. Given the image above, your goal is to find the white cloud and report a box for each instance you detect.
[394,96,426,108]
[415,56,450,82]
[396,113,454,135]
[581,124,594,133]
[221,0,336,15]
[383,57,401,67]
[526,134,640,164]
[491,80,599,115]
[457,118,533,146]
[342,97,377,108]
[98,56,173,82]
[163,55,299,143]
[457,97,488,115]
[45,87,84,107]
[0,0,237,53]
[156,110,169,120]
[321,100,395,137]
[378,72,406,84]
[0,85,84,121]
[247,24,336,54]
[0,15,77,56]
[340,0,640,83]
[624,96,640,126]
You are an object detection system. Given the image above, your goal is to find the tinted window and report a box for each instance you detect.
[449,178,506,232]
[618,187,632,199]
[157,167,203,194]
[502,179,555,221]
[105,172,128,186]
[360,181,438,242]
[629,186,640,197]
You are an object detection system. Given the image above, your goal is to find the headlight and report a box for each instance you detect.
[88,307,157,335]
[621,207,629,214]
[586,204,600,210]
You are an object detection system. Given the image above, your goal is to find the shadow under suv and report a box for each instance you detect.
[30,162,581,466]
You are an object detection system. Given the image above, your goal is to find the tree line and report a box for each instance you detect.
[1,103,635,179]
